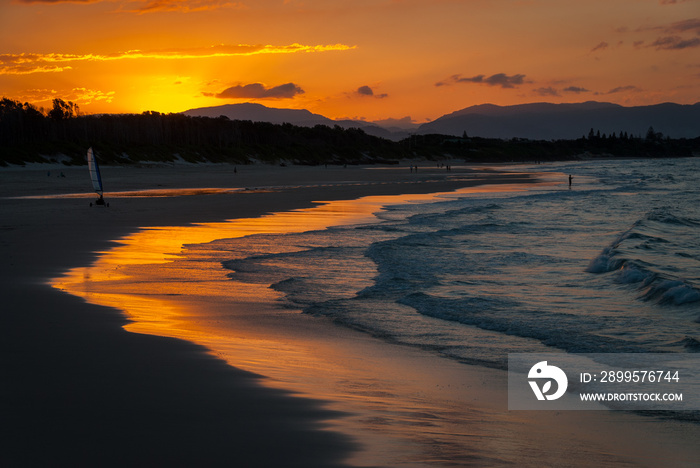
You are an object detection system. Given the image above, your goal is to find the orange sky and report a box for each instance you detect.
[1,0,699,124]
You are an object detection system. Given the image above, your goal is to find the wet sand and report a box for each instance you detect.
[0,162,521,466]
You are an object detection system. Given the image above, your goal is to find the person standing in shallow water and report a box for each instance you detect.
[569,174,573,187]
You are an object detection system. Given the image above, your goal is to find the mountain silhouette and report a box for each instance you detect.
[181,101,700,140]
[417,101,700,139]
[181,102,397,139]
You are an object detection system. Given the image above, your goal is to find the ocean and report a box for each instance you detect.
[216,158,700,369]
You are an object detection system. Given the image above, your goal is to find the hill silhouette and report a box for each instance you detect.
[417,101,700,140]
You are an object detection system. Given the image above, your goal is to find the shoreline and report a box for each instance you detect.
[1,163,531,466]
[52,184,544,467]
[4,163,699,466]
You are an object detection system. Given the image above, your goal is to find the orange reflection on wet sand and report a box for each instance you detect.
[52,183,537,348]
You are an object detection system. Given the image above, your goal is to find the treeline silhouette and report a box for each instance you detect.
[428,127,698,162]
[0,98,401,166]
[1,98,697,166]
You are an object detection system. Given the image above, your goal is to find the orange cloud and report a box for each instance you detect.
[125,0,243,14]
[14,88,115,106]
[16,1,99,3]
[17,0,238,11]
[0,43,355,75]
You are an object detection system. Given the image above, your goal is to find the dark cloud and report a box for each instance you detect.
[607,85,641,94]
[484,73,526,88]
[667,18,700,34]
[650,36,700,50]
[210,82,304,99]
[563,86,590,94]
[641,18,700,51]
[439,74,484,85]
[436,73,527,89]
[353,86,389,99]
[591,42,609,53]
[533,87,560,97]
[355,85,387,98]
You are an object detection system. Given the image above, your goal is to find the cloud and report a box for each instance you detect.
[436,73,527,89]
[17,0,240,12]
[15,87,115,105]
[563,86,590,94]
[650,36,700,50]
[17,0,99,3]
[70,87,116,104]
[371,116,415,128]
[641,18,700,51]
[666,18,700,34]
[533,87,560,97]
[355,85,388,99]
[208,82,304,99]
[435,74,481,86]
[0,43,355,75]
[126,0,244,14]
[591,42,609,53]
[606,85,641,94]
[0,64,71,75]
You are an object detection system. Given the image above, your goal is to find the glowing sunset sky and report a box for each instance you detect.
[1,0,698,123]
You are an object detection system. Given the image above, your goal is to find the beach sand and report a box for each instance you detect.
[2,162,698,467]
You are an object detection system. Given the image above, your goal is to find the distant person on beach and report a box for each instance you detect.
[569,174,573,186]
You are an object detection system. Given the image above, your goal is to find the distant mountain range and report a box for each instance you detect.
[419,102,700,140]
[182,101,700,141]
[182,103,399,140]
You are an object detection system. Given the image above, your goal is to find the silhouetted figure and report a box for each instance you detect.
[569,174,573,187]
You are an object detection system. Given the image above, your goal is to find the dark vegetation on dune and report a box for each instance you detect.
[2,98,698,166]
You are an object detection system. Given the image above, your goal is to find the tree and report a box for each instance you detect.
[48,98,79,120]
[645,126,663,142]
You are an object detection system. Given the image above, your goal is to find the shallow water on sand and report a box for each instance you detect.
[216,158,700,368]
